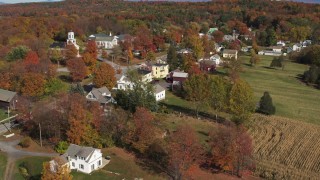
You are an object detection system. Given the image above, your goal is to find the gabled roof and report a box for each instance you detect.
[88,34,117,42]
[223,49,238,54]
[211,54,220,59]
[173,72,188,78]
[64,144,97,160]
[0,89,17,103]
[89,86,111,104]
[154,84,165,94]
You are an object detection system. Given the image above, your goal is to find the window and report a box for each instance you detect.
[79,164,84,169]
[98,160,101,166]
[91,164,95,170]
[72,162,75,167]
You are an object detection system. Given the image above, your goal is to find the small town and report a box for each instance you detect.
[0,0,320,180]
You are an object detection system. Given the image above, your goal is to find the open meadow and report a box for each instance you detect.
[240,55,320,124]
[249,114,320,179]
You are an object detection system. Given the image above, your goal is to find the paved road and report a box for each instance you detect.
[97,56,139,75]
[0,139,57,180]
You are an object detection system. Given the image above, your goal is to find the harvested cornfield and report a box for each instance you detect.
[249,114,320,180]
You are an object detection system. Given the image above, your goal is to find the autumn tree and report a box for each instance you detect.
[125,107,159,154]
[82,52,96,74]
[270,56,285,70]
[66,94,101,147]
[209,125,236,171]
[167,125,203,180]
[50,48,63,68]
[93,63,116,89]
[213,30,224,43]
[181,54,196,73]
[66,58,87,82]
[209,125,254,177]
[145,51,156,61]
[85,40,97,59]
[20,73,46,97]
[229,80,255,125]
[24,51,39,65]
[41,158,73,180]
[225,57,242,82]
[101,50,108,59]
[65,45,78,60]
[0,71,12,90]
[249,49,260,66]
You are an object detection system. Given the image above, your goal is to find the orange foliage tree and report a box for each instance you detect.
[86,40,97,59]
[93,63,116,89]
[82,52,96,74]
[20,73,46,97]
[65,45,78,60]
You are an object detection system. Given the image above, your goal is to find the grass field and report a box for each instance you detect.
[14,156,50,180]
[0,152,7,180]
[72,147,165,180]
[0,109,7,120]
[249,114,320,179]
[239,55,320,124]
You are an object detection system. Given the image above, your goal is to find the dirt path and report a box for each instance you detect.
[0,139,57,180]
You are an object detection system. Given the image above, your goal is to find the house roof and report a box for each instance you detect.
[138,69,152,75]
[223,49,238,55]
[201,60,216,66]
[154,84,165,94]
[117,34,132,42]
[90,86,111,104]
[64,144,97,159]
[173,72,188,78]
[177,48,193,54]
[271,46,282,50]
[207,28,218,34]
[0,89,17,103]
[88,34,117,42]
[211,54,220,59]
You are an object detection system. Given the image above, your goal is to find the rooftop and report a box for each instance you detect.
[0,89,17,103]
[154,84,166,94]
[173,72,188,78]
[223,49,238,54]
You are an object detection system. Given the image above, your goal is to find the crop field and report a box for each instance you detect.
[248,114,320,179]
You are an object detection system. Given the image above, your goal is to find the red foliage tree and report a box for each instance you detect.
[24,51,39,65]
[167,125,203,180]
[213,30,224,43]
[66,58,87,82]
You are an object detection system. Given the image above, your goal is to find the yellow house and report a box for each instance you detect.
[152,63,169,79]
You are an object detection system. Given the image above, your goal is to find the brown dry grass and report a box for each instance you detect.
[248,114,320,179]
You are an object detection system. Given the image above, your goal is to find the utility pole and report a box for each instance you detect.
[39,123,42,147]
[7,107,9,118]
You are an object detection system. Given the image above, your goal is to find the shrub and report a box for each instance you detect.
[55,141,69,154]
[19,137,32,148]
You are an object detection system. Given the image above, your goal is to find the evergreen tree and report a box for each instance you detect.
[257,91,276,115]
[167,44,179,71]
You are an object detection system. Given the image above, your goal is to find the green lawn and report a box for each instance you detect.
[239,55,320,124]
[72,148,165,180]
[0,109,7,120]
[14,157,50,180]
[0,153,7,180]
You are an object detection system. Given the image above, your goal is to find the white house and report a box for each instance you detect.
[276,40,286,47]
[198,54,222,66]
[86,86,114,104]
[88,33,118,49]
[292,43,302,52]
[271,46,282,53]
[60,144,103,174]
[154,84,166,101]
[222,49,238,60]
[177,48,193,54]
[138,69,153,83]
[113,74,133,91]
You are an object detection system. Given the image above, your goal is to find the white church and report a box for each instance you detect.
[67,31,80,57]
[88,32,118,49]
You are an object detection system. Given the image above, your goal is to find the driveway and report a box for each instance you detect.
[0,139,57,180]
